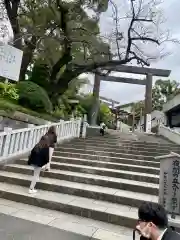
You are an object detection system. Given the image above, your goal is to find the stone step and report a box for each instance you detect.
[15,156,159,175]
[75,142,177,151]
[116,144,179,153]
[69,139,179,152]
[55,147,154,161]
[0,198,133,240]
[0,170,158,208]
[61,142,172,156]
[74,138,178,148]
[86,134,172,142]
[44,156,160,175]
[15,158,159,184]
[55,152,160,167]
[48,162,159,184]
[5,161,159,184]
[0,182,141,228]
[3,163,158,195]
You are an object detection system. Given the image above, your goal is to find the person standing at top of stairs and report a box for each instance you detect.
[100,122,106,136]
[28,135,50,194]
[44,126,57,172]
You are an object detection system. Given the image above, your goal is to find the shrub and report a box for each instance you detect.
[16,81,53,112]
[0,82,19,102]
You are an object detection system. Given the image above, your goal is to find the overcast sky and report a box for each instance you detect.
[83,0,180,105]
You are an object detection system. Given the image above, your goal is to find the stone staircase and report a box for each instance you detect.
[0,131,179,239]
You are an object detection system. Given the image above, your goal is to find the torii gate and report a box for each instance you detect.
[90,65,171,131]
[99,96,120,108]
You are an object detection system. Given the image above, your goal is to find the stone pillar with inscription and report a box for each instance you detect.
[155,152,180,219]
[146,114,151,133]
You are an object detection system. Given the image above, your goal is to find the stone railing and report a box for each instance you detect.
[151,116,165,128]
[159,124,180,145]
[0,118,81,163]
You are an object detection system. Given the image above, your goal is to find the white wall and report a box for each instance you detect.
[137,110,166,128]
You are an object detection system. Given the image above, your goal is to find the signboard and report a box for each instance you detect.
[0,44,23,81]
[156,152,180,217]
[146,114,151,133]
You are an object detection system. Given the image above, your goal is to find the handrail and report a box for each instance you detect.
[159,125,180,145]
[0,118,82,163]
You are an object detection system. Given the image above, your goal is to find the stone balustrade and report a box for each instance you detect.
[0,118,82,163]
[159,124,180,145]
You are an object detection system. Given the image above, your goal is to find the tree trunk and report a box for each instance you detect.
[19,37,37,80]
[90,74,101,125]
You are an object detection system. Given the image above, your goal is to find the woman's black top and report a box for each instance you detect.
[28,147,49,167]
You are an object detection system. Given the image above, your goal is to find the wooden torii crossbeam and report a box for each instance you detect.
[101,76,146,85]
[103,65,171,77]
[100,96,120,108]
[90,65,171,131]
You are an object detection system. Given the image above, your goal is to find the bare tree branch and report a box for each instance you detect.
[131,37,159,44]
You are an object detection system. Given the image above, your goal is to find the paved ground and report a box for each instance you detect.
[0,197,133,240]
[0,213,91,240]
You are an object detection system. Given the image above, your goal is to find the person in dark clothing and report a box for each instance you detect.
[44,126,57,171]
[135,202,180,240]
[100,122,106,136]
[28,135,50,194]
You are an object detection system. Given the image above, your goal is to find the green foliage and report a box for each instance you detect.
[53,107,68,120]
[17,0,111,86]
[133,101,144,118]
[30,61,51,94]
[0,98,57,121]
[152,79,179,111]
[52,77,90,117]
[78,94,113,125]
[78,94,93,122]
[16,81,53,112]
[131,79,180,118]
[99,103,113,126]
[0,82,19,102]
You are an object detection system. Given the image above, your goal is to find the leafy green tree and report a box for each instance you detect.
[1,0,169,97]
[152,79,179,110]
[29,61,51,95]
[131,79,179,119]
[78,94,112,125]
[133,101,144,119]
[98,103,113,126]
[57,77,89,114]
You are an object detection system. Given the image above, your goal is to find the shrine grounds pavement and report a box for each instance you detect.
[0,213,91,240]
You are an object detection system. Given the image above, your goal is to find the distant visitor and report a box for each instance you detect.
[100,122,106,136]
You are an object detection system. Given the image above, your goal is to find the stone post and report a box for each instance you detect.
[3,127,12,132]
[82,114,87,138]
[76,117,82,138]
[90,73,101,125]
[155,152,180,219]
[27,124,34,128]
[144,74,153,132]
[2,127,12,157]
